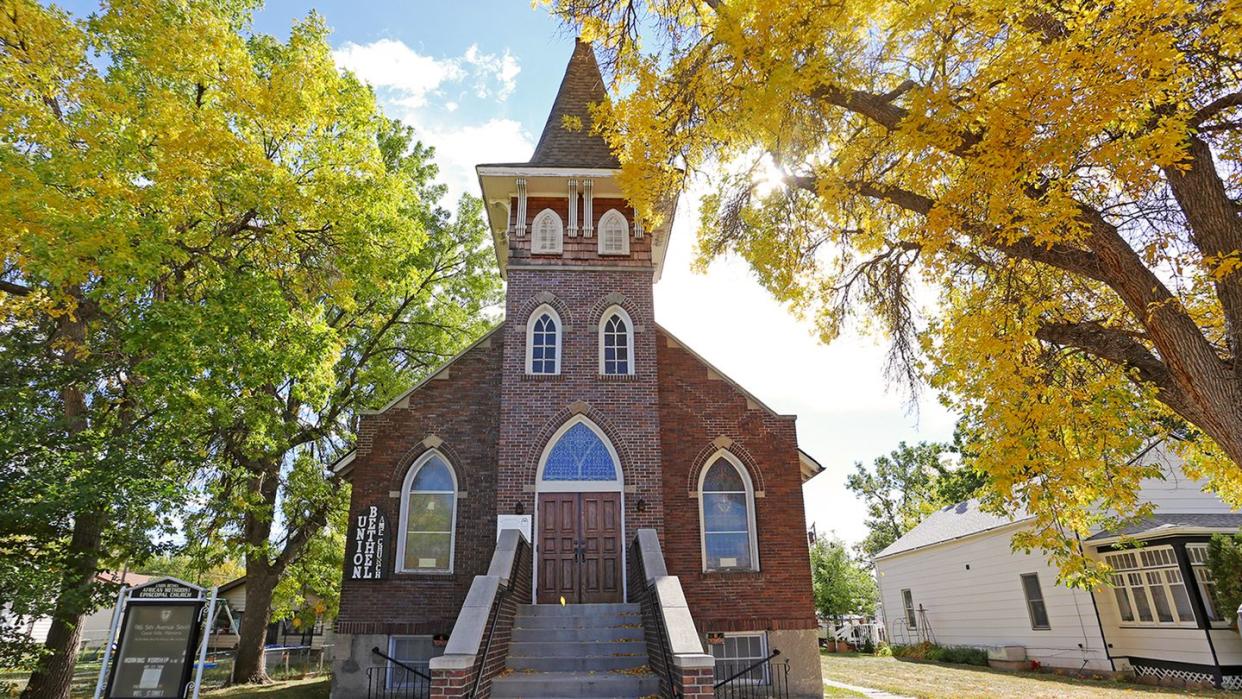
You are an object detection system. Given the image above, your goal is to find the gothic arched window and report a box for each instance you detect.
[599,306,634,375]
[598,209,629,255]
[531,209,564,254]
[540,420,619,483]
[398,450,458,573]
[699,452,759,571]
[527,305,561,375]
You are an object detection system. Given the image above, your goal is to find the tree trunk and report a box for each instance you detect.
[23,310,102,699]
[20,509,105,699]
[231,462,281,685]
[230,561,278,685]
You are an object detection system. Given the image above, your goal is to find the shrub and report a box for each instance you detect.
[874,641,892,657]
[862,637,876,654]
[889,642,987,666]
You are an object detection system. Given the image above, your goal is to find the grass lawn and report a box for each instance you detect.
[823,683,867,698]
[204,676,329,699]
[821,652,1236,698]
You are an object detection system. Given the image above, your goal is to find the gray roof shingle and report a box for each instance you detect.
[874,499,1031,559]
[523,39,620,169]
[1086,513,1242,541]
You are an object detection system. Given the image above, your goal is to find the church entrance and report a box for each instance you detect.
[536,492,622,603]
[532,416,626,604]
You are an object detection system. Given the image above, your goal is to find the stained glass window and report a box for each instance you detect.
[701,457,754,570]
[402,454,456,572]
[542,422,617,481]
[602,312,630,375]
[529,312,558,374]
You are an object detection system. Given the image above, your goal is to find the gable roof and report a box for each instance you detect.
[1086,512,1242,542]
[874,498,1032,560]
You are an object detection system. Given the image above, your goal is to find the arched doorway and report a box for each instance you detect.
[533,416,625,604]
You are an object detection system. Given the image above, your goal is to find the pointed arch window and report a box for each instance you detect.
[699,452,759,572]
[527,305,561,375]
[541,422,618,482]
[531,209,564,254]
[598,209,629,255]
[398,451,457,573]
[599,307,634,375]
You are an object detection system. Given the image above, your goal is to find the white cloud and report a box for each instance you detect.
[333,39,521,110]
[333,39,464,109]
[419,118,535,206]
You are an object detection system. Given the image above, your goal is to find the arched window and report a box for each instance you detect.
[537,417,623,492]
[526,305,561,375]
[398,450,457,573]
[598,209,629,255]
[599,306,634,375]
[531,209,563,254]
[699,452,759,572]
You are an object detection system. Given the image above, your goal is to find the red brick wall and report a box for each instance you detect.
[657,331,818,631]
[337,333,503,635]
[497,266,665,575]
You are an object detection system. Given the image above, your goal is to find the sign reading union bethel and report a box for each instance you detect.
[348,505,387,580]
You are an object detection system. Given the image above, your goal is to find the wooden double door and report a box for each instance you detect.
[537,492,623,604]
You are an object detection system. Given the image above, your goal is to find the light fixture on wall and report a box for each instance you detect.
[635,497,647,513]
[514,501,525,516]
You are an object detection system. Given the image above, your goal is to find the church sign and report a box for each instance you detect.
[103,579,207,699]
[348,505,388,580]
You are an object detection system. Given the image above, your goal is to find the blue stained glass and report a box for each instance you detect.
[542,423,617,481]
[412,457,454,491]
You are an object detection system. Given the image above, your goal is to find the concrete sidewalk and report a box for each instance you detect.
[825,678,916,699]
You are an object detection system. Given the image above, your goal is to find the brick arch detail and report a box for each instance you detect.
[515,291,573,329]
[685,440,767,495]
[519,405,634,487]
[587,292,641,330]
[387,437,472,493]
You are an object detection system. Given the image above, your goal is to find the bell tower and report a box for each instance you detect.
[477,39,677,603]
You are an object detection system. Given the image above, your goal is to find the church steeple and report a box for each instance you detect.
[527,39,619,169]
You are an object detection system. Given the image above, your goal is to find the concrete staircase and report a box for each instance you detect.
[490,602,660,698]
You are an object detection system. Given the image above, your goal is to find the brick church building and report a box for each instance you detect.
[331,40,824,698]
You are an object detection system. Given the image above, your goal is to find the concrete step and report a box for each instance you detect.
[511,625,645,642]
[516,603,640,616]
[512,614,642,630]
[490,670,660,698]
[507,640,647,658]
[506,654,648,672]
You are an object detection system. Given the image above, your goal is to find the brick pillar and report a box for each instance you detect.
[429,665,474,698]
[679,666,715,697]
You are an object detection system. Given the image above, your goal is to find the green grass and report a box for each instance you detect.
[821,651,1236,698]
[823,683,867,697]
[204,676,329,699]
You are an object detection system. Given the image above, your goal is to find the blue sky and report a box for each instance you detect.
[55,0,960,545]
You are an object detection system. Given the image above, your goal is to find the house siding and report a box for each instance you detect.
[875,524,1112,672]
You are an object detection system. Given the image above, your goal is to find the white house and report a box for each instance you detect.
[873,446,1242,689]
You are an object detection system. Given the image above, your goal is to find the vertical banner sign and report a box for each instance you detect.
[103,578,206,699]
[349,505,387,580]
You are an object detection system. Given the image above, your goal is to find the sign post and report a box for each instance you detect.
[189,586,219,699]
[93,577,208,699]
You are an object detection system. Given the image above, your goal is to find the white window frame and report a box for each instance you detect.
[1020,572,1051,630]
[526,304,562,375]
[1187,543,1229,627]
[534,415,624,492]
[597,208,629,255]
[386,635,440,689]
[395,449,458,574]
[902,589,916,628]
[531,208,564,254]
[598,305,635,376]
[709,631,769,686]
[697,449,760,573]
[1104,545,1197,628]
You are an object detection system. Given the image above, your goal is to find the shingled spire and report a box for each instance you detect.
[527,39,620,168]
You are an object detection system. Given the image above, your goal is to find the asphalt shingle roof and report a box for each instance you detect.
[874,498,1031,559]
[526,39,620,169]
[1085,513,1242,541]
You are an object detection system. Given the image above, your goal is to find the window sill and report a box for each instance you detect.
[700,569,762,578]
[523,372,562,380]
[598,373,639,381]
[393,571,456,579]
[1116,623,1200,630]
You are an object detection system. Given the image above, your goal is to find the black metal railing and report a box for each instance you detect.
[713,650,791,698]
[367,647,432,699]
[470,537,525,698]
[643,580,680,698]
